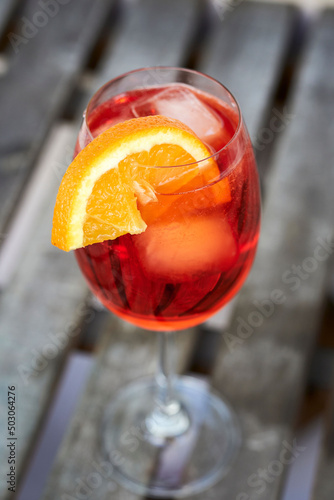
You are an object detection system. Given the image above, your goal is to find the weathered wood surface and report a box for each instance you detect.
[39,3,303,499]
[196,10,334,500]
[198,1,298,143]
[312,376,334,500]
[0,0,116,237]
[1,0,332,498]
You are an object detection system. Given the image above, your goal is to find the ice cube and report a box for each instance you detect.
[134,215,238,282]
[131,85,223,145]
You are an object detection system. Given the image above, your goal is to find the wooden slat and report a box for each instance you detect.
[0,125,90,500]
[95,0,201,85]
[198,10,334,500]
[0,0,116,237]
[40,3,302,499]
[312,377,334,500]
[198,1,298,141]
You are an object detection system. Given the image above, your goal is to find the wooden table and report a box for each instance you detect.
[0,1,333,499]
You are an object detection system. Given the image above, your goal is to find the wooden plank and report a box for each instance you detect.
[197,1,298,141]
[95,0,201,86]
[197,10,334,500]
[312,377,334,500]
[0,0,116,237]
[0,124,92,499]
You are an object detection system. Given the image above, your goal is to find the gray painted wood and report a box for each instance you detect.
[197,1,298,142]
[0,0,116,236]
[196,10,334,500]
[0,126,91,499]
[312,378,334,500]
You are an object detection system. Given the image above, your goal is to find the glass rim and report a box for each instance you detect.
[83,66,243,169]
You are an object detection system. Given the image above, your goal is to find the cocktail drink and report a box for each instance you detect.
[75,79,259,331]
[52,68,260,497]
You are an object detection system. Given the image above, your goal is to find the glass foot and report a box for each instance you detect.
[102,376,241,498]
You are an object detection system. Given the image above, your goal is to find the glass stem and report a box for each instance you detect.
[156,331,179,413]
[145,331,190,439]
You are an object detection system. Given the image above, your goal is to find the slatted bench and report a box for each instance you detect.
[0,1,333,499]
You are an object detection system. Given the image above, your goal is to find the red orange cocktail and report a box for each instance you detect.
[75,81,259,331]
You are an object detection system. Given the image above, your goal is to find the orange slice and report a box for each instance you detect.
[52,115,229,251]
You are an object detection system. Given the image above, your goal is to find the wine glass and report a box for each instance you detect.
[74,67,260,497]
